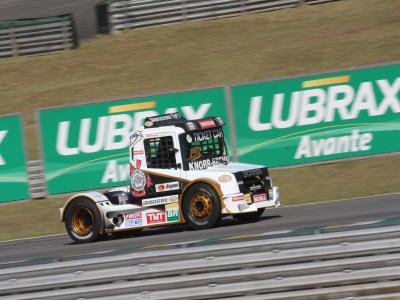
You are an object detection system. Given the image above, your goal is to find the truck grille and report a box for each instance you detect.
[234,168,271,195]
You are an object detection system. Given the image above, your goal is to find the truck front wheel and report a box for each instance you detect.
[64,198,102,243]
[183,183,221,230]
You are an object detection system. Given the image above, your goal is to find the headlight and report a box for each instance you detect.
[218,175,232,183]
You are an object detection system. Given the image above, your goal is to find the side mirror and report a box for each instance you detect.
[169,147,179,153]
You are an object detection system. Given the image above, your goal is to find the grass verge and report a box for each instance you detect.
[1,153,399,241]
[0,0,399,158]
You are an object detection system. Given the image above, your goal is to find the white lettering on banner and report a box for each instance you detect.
[101,160,130,183]
[56,122,78,156]
[0,130,8,165]
[79,117,107,153]
[249,78,400,131]
[55,104,212,156]
[294,130,373,159]
[105,114,131,151]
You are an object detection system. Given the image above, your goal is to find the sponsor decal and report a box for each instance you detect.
[125,212,143,226]
[166,203,180,222]
[188,155,230,171]
[146,211,166,224]
[232,195,244,202]
[142,195,179,207]
[185,121,197,131]
[192,128,223,143]
[155,181,180,192]
[131,169,147,194]
[130,160,151,197]
[198,119,216,129]
[254,193,267,202]
[133,150,144,155]
[244,193,252,204]
[215,117,224,126]
[148,112,182,123]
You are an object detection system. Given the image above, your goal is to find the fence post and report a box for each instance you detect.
[10,27,18,57]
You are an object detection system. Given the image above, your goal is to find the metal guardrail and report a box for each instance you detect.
[103,0,342,33]
[1,225,399,299]
[0,15,78,59]
[105,0,300,32]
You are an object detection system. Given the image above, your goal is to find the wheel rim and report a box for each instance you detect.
[71,207,93,236]
[190,192,212,219]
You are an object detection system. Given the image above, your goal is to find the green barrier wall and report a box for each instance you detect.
[231,64,400,167]
[0,115,29,202]
[38,63,400,195]
[39,88,228,194]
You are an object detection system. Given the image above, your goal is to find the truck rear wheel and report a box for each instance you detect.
[234,208,265,223]
[64,198,102,243]
[183,183,221,230]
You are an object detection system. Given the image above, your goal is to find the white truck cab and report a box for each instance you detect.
[61,113,279,243]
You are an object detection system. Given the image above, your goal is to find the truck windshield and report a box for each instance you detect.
[185,127,230,171]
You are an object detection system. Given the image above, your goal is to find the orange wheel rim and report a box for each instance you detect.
[71,207,93,236]
[190,193,212,219]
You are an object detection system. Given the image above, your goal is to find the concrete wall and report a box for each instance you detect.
[0,0,104,40]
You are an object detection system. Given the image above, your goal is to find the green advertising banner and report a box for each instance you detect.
[39,88,228,194]
[231,64,400,167]
[0,115,29,202]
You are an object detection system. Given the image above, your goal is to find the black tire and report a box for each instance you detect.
[234,208,265,223]
[64,198,102,243]
[183,183,221,230]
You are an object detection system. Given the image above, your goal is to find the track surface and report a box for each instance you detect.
[1,194,400,267]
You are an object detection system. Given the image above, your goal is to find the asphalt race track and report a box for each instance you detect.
[1,193,400,268]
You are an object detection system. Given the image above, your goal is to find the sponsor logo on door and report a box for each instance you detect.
[166,203,180,222]
[146,211,166,224]
[155,181,180,192]
[125,212,143,226]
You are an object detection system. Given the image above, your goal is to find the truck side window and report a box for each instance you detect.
[144,136,177,169]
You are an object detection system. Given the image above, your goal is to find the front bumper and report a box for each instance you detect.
[221,186,280,214]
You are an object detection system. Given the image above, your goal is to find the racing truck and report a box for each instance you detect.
[60,113,280,243]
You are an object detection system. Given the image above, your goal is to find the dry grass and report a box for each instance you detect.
[0,0,399,158]
[271,154,400,205]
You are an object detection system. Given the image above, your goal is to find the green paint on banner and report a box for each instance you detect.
[39,88,229,194]
[231,64,400,167]
[0,115,29,202]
